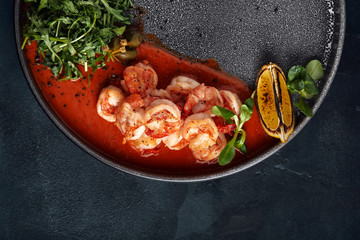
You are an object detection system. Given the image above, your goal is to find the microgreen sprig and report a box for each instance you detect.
[212,94,255,166]
[287,60,324,117]
[22,0,134,82]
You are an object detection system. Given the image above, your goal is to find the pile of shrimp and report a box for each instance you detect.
[97,61,242,162]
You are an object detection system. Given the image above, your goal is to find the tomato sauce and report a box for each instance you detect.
[24,41,276,175]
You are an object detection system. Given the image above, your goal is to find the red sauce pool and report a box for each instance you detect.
[24,41,276,176]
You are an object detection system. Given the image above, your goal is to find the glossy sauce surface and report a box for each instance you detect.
[24,41,276,175]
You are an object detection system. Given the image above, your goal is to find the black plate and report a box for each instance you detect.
[14,0,345,181]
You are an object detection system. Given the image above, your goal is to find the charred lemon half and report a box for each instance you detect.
[255,63,294,143]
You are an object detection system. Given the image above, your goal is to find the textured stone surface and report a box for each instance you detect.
[1,0,359,239]
[137,0,332,86]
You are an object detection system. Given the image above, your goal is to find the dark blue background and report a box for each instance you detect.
[1,0,359,239]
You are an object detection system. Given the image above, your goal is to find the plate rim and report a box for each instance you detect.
[14,0,346,182]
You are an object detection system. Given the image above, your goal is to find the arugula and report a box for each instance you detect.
[287,60,324,117]
[212,94,254,166]
[22,0,134,82]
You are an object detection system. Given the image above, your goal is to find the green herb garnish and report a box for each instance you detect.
[22,0,134,81]
[212,94,254,166]
[287,59,324,117]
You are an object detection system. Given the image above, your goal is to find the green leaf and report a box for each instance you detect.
[37,0,48,11]
[63,1,78,14]
[287,65,307,95]
[287,84,298,94]
[287,79,305,92]
[288,65,306,82]
[67,43,77,56]
[218,140,236,166]
[306,59,324,81]
[294,96,313,117]
[299,73,318,99]
[240,104,252,123]
[100,0,128,22]
[236,143,247,154]
[212,106,236,120]
[244,97,254,112]
[240,97,254,124]
[299,90,315,100]
[113,26,126,35]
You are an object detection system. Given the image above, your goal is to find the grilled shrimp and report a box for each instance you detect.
[183,84,223,115]
[115,94,146,141]
[182,113,219,149]
[144,99,182,138]
[129,132,162,157]
[130,132,161,150]
[166,76,200,105]
[143,89,172,107]
[97,85,125,122]
[162,128,189,150]
[149,89,172,99]
[220,90,242,116]
[191,133,227,162]
[122,61,158,97]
